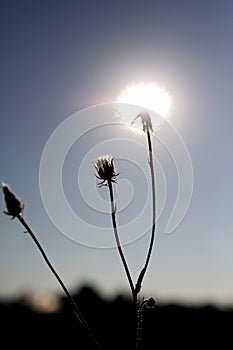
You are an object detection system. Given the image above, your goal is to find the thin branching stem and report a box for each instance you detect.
[107,180,136,302]
[134,126,156,349]
[135,128,156,295]
[108,180,140,350]
[16,214,102,350]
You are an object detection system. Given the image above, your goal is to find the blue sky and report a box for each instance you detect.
[1,0,233,307]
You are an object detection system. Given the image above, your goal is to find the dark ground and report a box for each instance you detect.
[1,285,232,349]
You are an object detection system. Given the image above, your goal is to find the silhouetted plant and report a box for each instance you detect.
[1,182,102,350]
[2,110,157,349]
[94,111,157,349]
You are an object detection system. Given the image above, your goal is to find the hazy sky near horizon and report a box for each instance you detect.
[1,0,233,307]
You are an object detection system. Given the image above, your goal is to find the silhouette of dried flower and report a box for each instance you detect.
[131,111,153,132]
[1,182,24,219]
[94,155,119,187]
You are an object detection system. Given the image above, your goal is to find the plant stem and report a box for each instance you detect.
[107,180,136,301]
[108,180,142,349]
[134,127,156,349]
[135,300,144,349]
[16,214,102,350]
[135,128,156,296]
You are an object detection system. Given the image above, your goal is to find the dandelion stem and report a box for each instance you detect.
[16,214,102,350]
[107,180,136,301]
[135,128,156,295]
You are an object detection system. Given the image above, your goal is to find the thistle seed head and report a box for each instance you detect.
[94,155,119,187]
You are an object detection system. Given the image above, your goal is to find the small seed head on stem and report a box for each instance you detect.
[1,182,24,219]
[142,297,157,309]
[94,155,119,187]
[131,111,153,133]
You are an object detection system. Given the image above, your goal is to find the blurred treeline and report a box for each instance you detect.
[1,285,232,349]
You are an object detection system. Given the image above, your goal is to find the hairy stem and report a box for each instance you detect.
[135,300,144,349]
[16,214,102,350]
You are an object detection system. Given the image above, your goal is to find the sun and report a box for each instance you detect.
[115,81,173,132]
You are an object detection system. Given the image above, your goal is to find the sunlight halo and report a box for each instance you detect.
[116,81,173,132]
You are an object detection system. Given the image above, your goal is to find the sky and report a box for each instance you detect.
[1,0,233,308]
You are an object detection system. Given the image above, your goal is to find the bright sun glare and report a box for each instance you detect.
[116,82,172,132]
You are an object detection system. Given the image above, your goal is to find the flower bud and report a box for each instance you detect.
[2,182,24,219]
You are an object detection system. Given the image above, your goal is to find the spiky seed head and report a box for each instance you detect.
[94,155,119,187]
